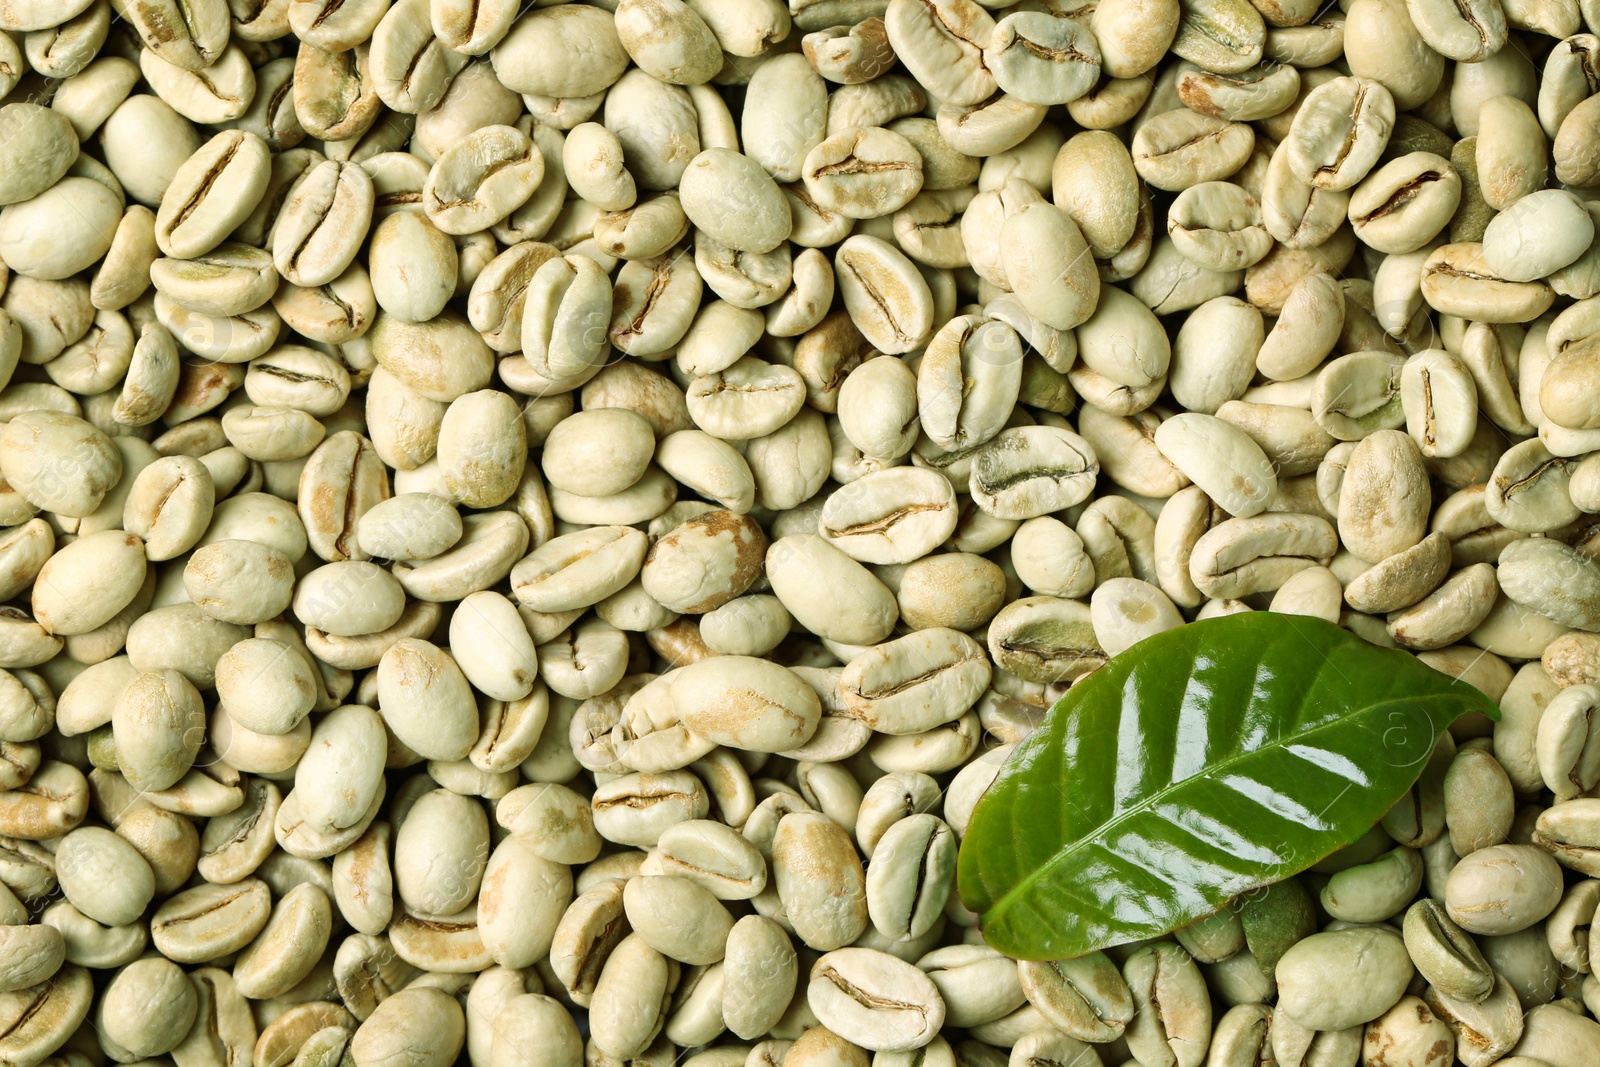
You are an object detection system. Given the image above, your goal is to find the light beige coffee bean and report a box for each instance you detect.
[1123,942,1211,1067]
[1017,954,1134,1043]
[588,932,673,1060]
[882,0,996,108]
[111,668,205,793]
[1277,927,1411,1031]
[156,131,272,260]
[968,426,1098,520]
[0,104,79,207]
[668,656,821,752]
[1283,76,1395,191]
[1168,182,1272,271]
[54,824,153,929]
[840,628,989,735]
[149,878,271,964]
[1445,843,1564,935]
[375,638,477,761]
[809,947,946,1052]
[984,13,1100,106]
[1534,683,1600,802]
[681,149,791,253]
[834,235,934,355]
[766,534,898,646]
[1422,243,1556,324]
[1190,512,1339,598]
[1338,430,1431,563]
[350,987,464,1067]
[1132,109,1255,193]
[1423,974,1524,1067]
[1487,439,1578,534]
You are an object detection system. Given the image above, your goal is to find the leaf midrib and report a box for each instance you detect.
[981,687,1459,929]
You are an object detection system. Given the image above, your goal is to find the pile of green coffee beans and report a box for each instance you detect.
[1,0,1600,1066]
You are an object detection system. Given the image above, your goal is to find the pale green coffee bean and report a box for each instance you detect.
[1276,928,1412,1030]
[669,656,821,752]
[1421,243,1556,325]
[293,561,406,638]
[835,235,933,354]
[809,946,946,1052]
[423,124,544,237]
[0,411,121,518]
[1011,516,1096,600]
[1348,153,1460,255]
[1403,897,1494,1001]
[0,104,79,207]
[394,788,488,917]
[917,314,1022,452]
[1445,843,1565,934]
[366,211,456,324]
[882,0,995,107]
[1153,412,1276,517]
[1318,846,1423,922]
[908,945,1019,1032]
[864,813,954,941]
[719,916,795,1040]
[999,202,1099,332]
[0,963,93,1067]
[1189,512,1338,599]
[1132,109,1256,193]
[1422,974,1524,1067]
[520,253,613,381]
[212,637,318,737]
[29,530,145,637]
[1284,76,1395,191]
[969,425,1098,520]
[294,704,387,835]
[986,594,1104,685]
[111,668,204,792]
[623,874,735,966]
[1004,1027,1097,1067]
[1483,190,1593,282]
[588,932,673,1059]
[1487,440,1578,534]
[1536,684,1600,802]
[1396,348,1478,461]
[766,534,898,646]
[1508,1003,1600,1067]
[1017,953,1134,1043]
[54,825,154,928]
[375,638,477,761]
[490,994,581,1067]
[356,494,462,563]
[149,878,271,964]
[1173,908,1246,964]
[984,13,1100,105]
[592,770,710,848]
[681,148,792,253]
[1443,745,1515,854]
[512,526,649,614]
[0,922,63,993]
[96,955,197,1060]
[351,987,464,1067]
[156,131,272,260]
[1123,942,1211,1067]
[1499,538,1600,633]
[609,251,704,356]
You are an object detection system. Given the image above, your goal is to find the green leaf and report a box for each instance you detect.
[956,613,1500,961]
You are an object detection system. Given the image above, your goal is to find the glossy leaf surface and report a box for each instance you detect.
[956,613,1500,960]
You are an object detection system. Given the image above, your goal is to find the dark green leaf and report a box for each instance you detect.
[956,613,1500,961]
